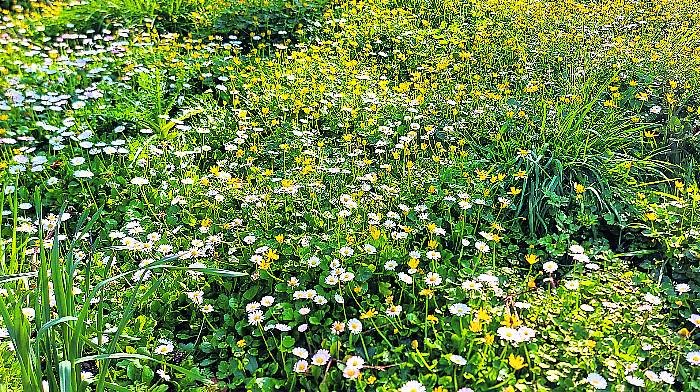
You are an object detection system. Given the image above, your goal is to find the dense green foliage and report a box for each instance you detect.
[1,0,700,390]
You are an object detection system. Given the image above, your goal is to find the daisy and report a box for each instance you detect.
[626,375,644,387]
[564,280,579,290]
[676,283,691,294]
[688,314,700,327]
[462,280,483,291]
[569,244,585,254]
[311,349,330,366]
[543,261,558,273]
[331,321,345,335]
[156,369,171,381]
[342,366,361,380]
[154,343,173,355]
[400,381,426,392]
[448,303,471,316]
[644,370,660,382]
[248,310,264,325]
[449,355,467,365]
[497,327,522,343]
[130,177,149,185]
[425,272,442,286]
[292,347,309,359]
[293,360,309,373]
[261,296,275,307]
[398,272,413,285]
[384,260,398,270]
[687,351,700,365]
[426,250,441,260]
[659,371,674,384]
[187,291,204,305]
[518,327,536,341]
[339,246,354,257]
[475,241,490,253]
[345,356,364,369]
[74,170,94,178]
[585,373,607,389]
[386,304,402,317]
[347,318,363,334]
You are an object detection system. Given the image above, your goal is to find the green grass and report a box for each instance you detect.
[1,0,700,390]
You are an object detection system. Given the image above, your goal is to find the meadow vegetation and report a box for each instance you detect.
[1,0,700,390]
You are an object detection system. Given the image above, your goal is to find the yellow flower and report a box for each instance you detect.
[264,248,279,262]
[426,314,439,323]
[574,183,585,194]
[645,212,658,222]
[236,339,246,348]
[501,313,522,328]
[275,234,284,243]
[524,254,538,265]
[360,309,377,319]
[369,225,381,240]
[508,354,527,370]
[469,320,482,332]
[476,308,491,322]
[366,375,376,384]
[491,222,504,232]
[484,333,495,345]
[679,328,691,338]
[408,258,420,269]
[419,288,435,297]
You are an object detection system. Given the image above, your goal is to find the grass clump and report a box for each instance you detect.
[1,0,700,390]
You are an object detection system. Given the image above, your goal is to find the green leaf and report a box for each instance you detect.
[244,355,258,374]
[243,286,259,300]
[59,361,72,392]
[355,266,373,282]
[141,366,154,384]
[0,272,38,285]
[281,336,295,349]
[38,316,78,339]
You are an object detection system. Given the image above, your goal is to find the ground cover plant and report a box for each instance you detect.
[1,0,700,390]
